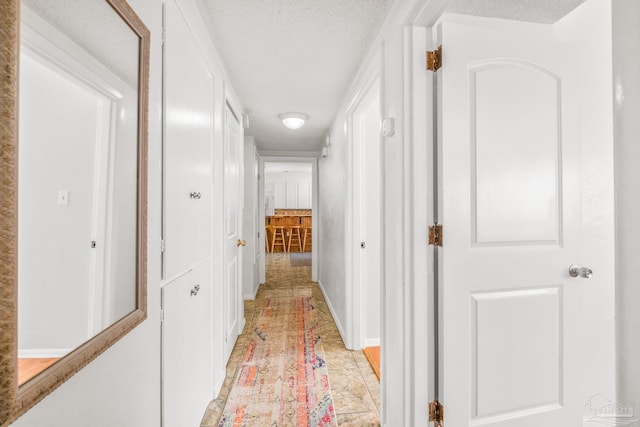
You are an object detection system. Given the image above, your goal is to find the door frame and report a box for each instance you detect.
[241,137,260,300]
[401,1,451,425]
[258,155,319,285]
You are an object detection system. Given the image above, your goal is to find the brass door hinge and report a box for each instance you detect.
[429,400,444,426]
[427,46,442,72]
[428,224,443,246]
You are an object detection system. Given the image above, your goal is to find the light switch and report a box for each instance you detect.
[57,190,69,206]
[382,117,395,138]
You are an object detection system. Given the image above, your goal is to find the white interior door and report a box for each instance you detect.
[437,13,613,427]
[223,105,243,363]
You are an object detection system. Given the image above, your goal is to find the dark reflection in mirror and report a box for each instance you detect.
[17,0,140,385]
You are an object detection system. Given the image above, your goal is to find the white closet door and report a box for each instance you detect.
[162,259,213,427]
[163,0,213,279]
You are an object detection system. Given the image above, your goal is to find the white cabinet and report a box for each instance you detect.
[162,259,213,427]
[270,179,311,209]
[266,171,312,209]
[286,182,297,208]
[274,181,285,208]
[297,181,312,209]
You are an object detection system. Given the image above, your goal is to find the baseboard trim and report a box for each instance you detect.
[244,281,260,300]
[317,280,348,346]
[18,348,72,358]
[213,367,225,398]
[364,338,381,348]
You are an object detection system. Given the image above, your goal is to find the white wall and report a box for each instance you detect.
[613,0,640,415]
[318,2,427,425]
[318,113,348,340]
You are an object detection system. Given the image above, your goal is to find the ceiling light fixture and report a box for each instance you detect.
[279,112,308,130]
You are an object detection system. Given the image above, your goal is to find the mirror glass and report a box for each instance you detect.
[17,0,140,385]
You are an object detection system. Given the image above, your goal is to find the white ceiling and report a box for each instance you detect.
[199,0,392,152]
[447,0,586,24]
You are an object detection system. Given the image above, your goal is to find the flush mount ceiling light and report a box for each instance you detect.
[279,112,308,130]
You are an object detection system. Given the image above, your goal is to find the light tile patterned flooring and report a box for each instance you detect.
[201,253,380,426]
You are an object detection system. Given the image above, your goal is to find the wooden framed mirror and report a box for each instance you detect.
[0,0,149,424]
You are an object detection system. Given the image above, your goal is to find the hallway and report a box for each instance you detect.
[201,254,380,426]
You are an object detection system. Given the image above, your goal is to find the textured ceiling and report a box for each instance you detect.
[22,0,140,88]
[200,0,392,152]
[447,0,586,23]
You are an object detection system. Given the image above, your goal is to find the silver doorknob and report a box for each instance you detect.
[569,265,593,279]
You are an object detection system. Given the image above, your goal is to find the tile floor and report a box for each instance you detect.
[201,253,380,426]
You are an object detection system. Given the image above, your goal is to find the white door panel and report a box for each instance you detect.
[163,0,213,279]
[162,259,213,427]
[437,15,592,427]
[472,62,561,245]
[472,287,560,417]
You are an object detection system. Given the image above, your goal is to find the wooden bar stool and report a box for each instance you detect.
[271,226,287,253]
[265,225,273,253]
[288,226,302,252]
[302,227,312,252]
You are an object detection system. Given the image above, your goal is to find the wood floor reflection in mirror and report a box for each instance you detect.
[17,359,59,385]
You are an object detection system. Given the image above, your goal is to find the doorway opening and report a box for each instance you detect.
[346,74,383,389]
[263,161,314,281]
[257,157,319,286]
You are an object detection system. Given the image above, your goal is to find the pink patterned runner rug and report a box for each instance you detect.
[218,296,337,427]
